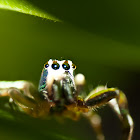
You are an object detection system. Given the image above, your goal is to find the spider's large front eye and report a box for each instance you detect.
[62,63,70,70]
[52,63,60,70]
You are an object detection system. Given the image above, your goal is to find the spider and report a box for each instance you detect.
[0,59,133,140]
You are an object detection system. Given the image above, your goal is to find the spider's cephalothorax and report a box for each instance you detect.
[38,59,76,106]
[38,59,76,105]
[0,59,134,140]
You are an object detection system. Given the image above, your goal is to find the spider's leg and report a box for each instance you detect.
[108,91,134,140]
[75,74,104,140]
[22,82,44,102]
[83,111,104,140]
[0,81,50,117]
[0,87,37,109]
[85,87,134,140]
[8,88,37,108]
[0,87,38,116]
[11,82,50,117]
[23,82,51,117]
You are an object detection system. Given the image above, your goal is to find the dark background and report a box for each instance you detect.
[0,0,139,139]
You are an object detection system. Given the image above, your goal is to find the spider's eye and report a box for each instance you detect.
[52,63,60,70]
[62,63,70,70]
[44,63,49,68]
[72,64,76,70]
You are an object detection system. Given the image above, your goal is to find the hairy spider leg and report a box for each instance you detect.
[84,87,134,140]
[74,74,105,140]
[0,81,50,118]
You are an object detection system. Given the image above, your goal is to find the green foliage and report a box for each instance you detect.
[0,0,60,21]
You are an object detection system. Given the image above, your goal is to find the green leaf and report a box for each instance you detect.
[0,107,95,140]
[0,0,60,21]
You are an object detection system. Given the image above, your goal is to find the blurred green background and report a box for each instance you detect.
[0,0,139,139]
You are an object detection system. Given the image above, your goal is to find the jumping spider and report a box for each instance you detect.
[0,59,134,140]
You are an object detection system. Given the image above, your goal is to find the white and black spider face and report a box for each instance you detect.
[38,59,76,104]
[44,59,76,81]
